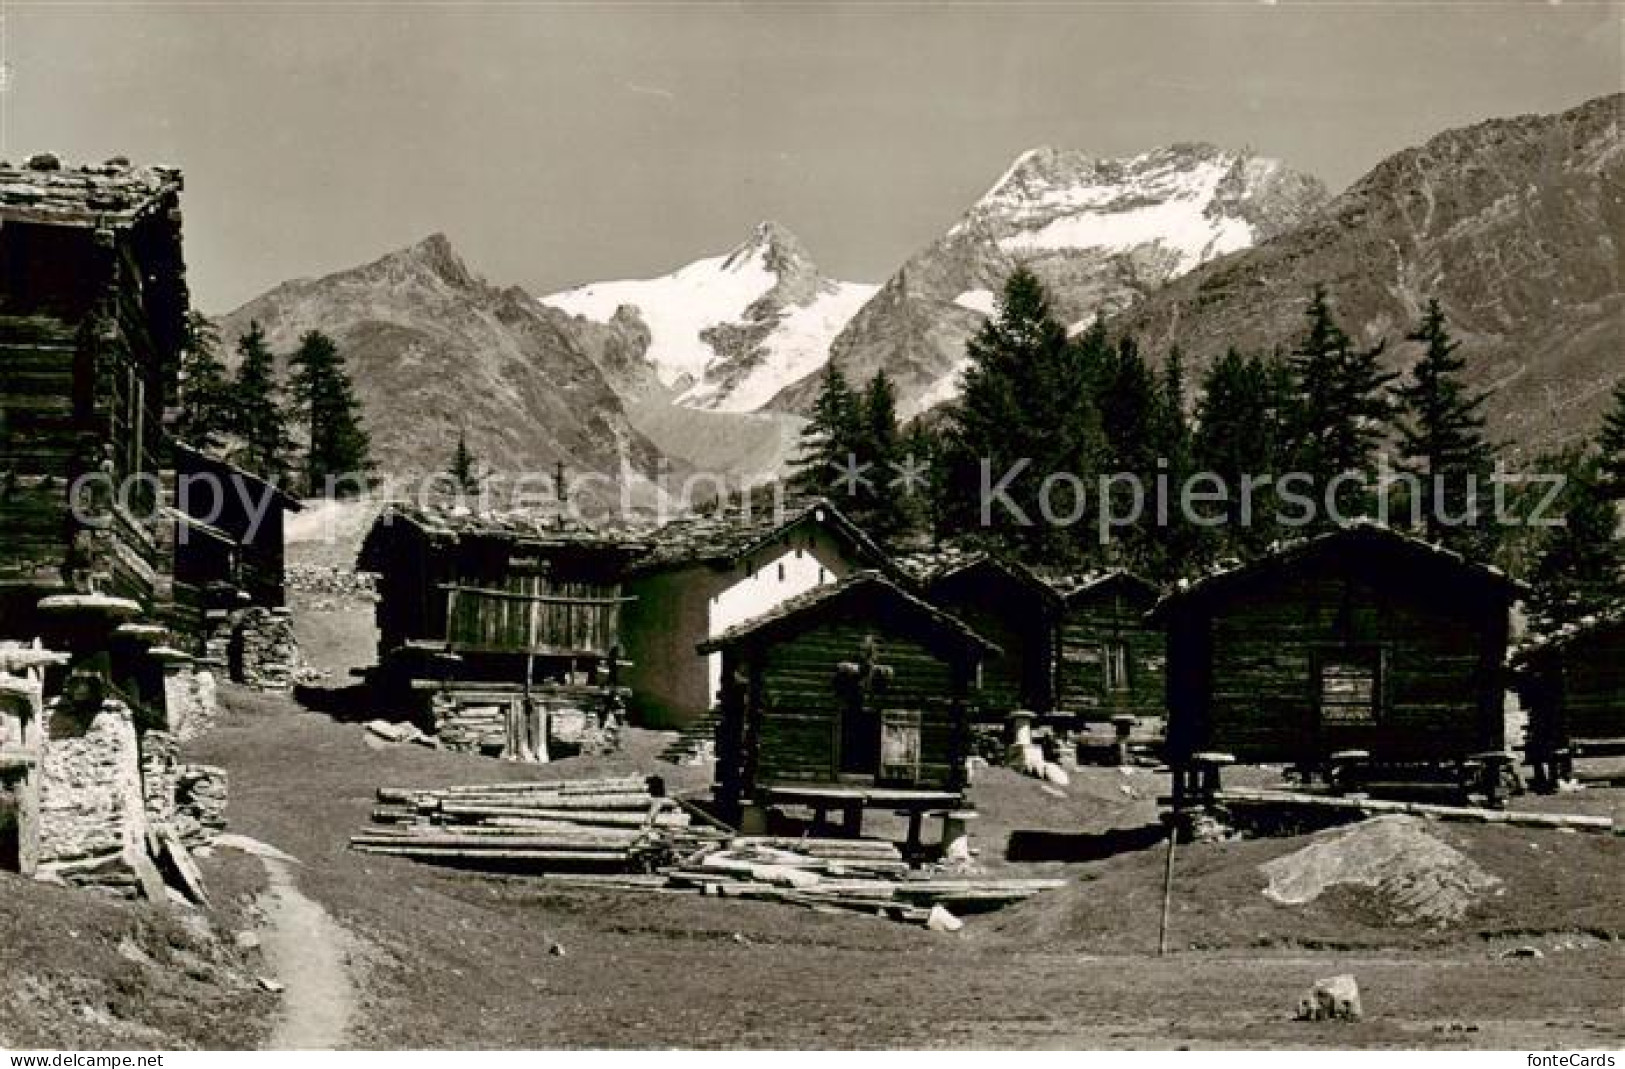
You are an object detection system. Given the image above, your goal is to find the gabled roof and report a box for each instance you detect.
[697,570,1001,658]
[897,549,1063,611]
[1148,520,1526,624]
[1044,568,1160,607]
[357,503,651,572]
[160,505,234,547]
[172,442,304,514]
[0,155,182,228]
[634,497,892,574]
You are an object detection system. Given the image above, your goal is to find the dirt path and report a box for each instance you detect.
[256,855,357,1050]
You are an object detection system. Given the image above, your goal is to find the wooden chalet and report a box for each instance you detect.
[160,442,302,640]
[0,155,187,636]
[357,506,650,755]
[698,570,998,835]
[1512,606,1625,788]
[1049,570,1165,725]
[1149,523,1524,795]
[897,550,1061,718]
[620,497,892,729]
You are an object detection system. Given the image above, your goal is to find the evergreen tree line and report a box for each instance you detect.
[175,314,373,497]
[792,267,1623,613]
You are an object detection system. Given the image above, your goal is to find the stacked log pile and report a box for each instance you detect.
[352,777,727,869]
[659,839,1065,923]
[351,777,1065,926]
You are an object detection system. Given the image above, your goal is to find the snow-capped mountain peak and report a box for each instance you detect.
[965,143,1314,274]
[768,142,1328,419]
[540,222,875,412]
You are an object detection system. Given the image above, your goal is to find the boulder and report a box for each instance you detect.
[1296,975,1362,1022]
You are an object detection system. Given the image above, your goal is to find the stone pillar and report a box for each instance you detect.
[0,644,68,877]
[38,698,154,895]
[940,809,976,864]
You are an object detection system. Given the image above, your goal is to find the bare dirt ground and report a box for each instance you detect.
[5,571,1619,1050]
[171,681,1624,1050]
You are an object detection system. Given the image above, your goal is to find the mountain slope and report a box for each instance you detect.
[214,234,670,500]
[541,221,877,413]
[771,144,1328,417]
[1113,93,1623,455]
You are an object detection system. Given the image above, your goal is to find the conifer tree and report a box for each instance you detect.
[1394,299,1497,555]
[789,361,861,500]
[287,329,373,497]
[450,430,480,494]
[941,267,1102,563]
[1145,345,1203,579]
[229,322,292,486]
[1192,349,1291,559]
[1598,380,1625,502]
[849,370,919,543]
[1528,450,1622,630]
[901,419,943,544]
[1095,335,1159,567]
[1286,286,1397,523]
[174,311,236,451]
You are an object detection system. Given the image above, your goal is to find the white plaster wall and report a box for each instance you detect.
[706,531,854,707]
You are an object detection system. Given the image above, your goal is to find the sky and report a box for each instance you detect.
[2,1,1619,312]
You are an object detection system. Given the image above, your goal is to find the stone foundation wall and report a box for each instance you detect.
[38,699,149,893]
[161,663,219,742]
[229,607,302,690]
[140,730,228,848]
[432,685,625,760]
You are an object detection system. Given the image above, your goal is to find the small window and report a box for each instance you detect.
[818,567,827,583]
[777,562,786,582]
[1319,651,1381,724]
[1103,642,1130,692]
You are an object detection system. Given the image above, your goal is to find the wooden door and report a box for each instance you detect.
[878,709,922,785]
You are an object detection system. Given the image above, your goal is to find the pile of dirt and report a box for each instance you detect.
[980,816,1624,953]
[1258,816,1502,927]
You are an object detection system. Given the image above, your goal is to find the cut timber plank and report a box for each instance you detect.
[351,845,631,862]
[1212,788,1618,833]
[155,823,211,907]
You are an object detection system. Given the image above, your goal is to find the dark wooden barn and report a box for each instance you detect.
[1149,523,1524,790]
[1512,606,1625,788]
[357,506,650,756]
[160,442,302,640]
[1050,570,1165,724]
[899,551,1060,718]
[0,155,188,636]
[698,571,997,832]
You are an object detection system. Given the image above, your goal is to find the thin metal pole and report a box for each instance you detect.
[1158,820,1177,956]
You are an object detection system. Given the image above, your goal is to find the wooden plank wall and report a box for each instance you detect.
[931,571,1052,717]
[1056,591,1165,721]
[445,576,623,655]
[752,619,965,789]
[1550,626,1625,746]
[1192,562,1506,765]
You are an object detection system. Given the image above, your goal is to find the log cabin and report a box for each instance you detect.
[357,505,650,756]
[1149,523,1524,796]
[619,497,892,729]
[1512,605,1625,788]
[0,155,187,637]
[160,442,302,642]
[699,570,997,834]
[1049,570,1165,725]
[896,550,1061,718]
